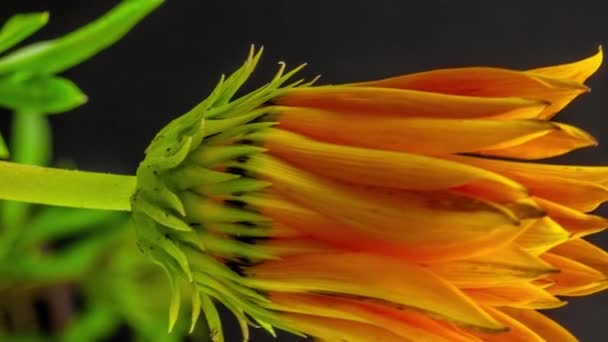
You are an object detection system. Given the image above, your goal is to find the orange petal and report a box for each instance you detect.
[515,217,571,255]
[256,128,528,203]
[276,86,548,119]
[243,156,533,262]
[550,238,608,276]
[540,252,608,296]
[474,123,597,159]
[464,282,565,310]
[277,106,563,154]
[500,308,578,342]
[247,252,505,332]
[269,292,472,342]
[445,154,608,185]
[278,313,408,342]
[251,192,523,262]
[534,197,608,237]
[499,307,578,342]
[447,155,608,212]
[528,47,603,85]
[473,305,544,342]
[355,65,588,119]
[427,244,558,288]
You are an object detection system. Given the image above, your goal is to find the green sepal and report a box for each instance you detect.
[194,178,271,197]
[188,145,266,168]
[167,165,238,190]
[190,291,202,333]
[137,199,191,231]
[182,192,268,224]
[0,12,48,55]
[200,293,224,342]
[0,74,86,113]
[198,231,277,261]
[133,212,192,281]
[203,107,271,138]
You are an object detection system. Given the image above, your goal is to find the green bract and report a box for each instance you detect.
[131,47,314,340]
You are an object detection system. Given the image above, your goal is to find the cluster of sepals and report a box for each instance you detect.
[131,47,316,340]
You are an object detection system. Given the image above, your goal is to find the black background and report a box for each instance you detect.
[1,1,607,341]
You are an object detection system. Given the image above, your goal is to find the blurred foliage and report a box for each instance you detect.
[0,1,204,341]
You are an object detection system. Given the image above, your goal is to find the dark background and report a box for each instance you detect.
[1,1,608,341]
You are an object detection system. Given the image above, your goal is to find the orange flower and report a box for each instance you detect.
[132,47,606,341]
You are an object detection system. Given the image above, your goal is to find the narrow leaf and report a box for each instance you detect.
[0,75,86,113]
[0,12,49,54]
[0,0,163,75]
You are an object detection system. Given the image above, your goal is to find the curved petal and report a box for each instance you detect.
[276,86,548,119]
[447,155,608,212]
[473,305,544,342]
[475,123,597,159]
[250,192,525,262]
[277,106,563,154]
[541,252,608,296]
[445,154,608,185]
[534,197,608,237]
[499,307,578,342]
[242,157,536,261]
[528,47,602,84]
[247,252,505,332]
[269,292,464,342]
[550,238,608,276]
[256,129,529,203]
[278,313,409,342]
[354,66,588,119]
[515,217,571,255]
[464,283,565,309]
[427,244,558,287]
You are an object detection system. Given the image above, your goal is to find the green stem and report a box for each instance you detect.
[0,161,135,211]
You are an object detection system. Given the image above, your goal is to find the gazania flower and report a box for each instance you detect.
[131,46,607,341]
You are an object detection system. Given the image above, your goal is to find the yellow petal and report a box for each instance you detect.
[534,197,608,237]
[541,252,608,296]
[475,123,597,159]
[473,305,544,342]
[276,86,548,119]
[277,106,564,154]
[550,238,608,275]
[447,155,608,212]
[278,313,409,342]
[499,307,578,342]
[445,154,608,185]
[247,252,505,332]
[464,282,565,310]
[528,47,603,84]
[427,244,558,287]
[515,217,571,255]
[244,157,532,262]
[269,292,469,342]
[257,128,528,203]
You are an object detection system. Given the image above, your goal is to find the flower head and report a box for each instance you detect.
[132,46,606,341]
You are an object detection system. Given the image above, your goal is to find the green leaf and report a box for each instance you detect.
[0,132,8,158]
[0,12,49,55]
[0,0,164,75]
[0,75,87,113]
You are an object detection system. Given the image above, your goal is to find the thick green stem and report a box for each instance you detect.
[0,161,135,211]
